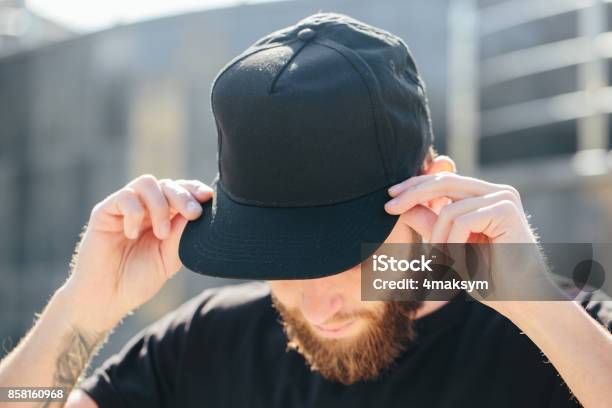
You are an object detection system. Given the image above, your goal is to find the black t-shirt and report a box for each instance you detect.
[79,282,611,408]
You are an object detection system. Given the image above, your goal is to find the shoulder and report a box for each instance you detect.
[76,284,274,406]
[181,280,272,315]
[167,281,278,344]
[164,281,274,332]
[192,281,275,325]
[122,281,275,352]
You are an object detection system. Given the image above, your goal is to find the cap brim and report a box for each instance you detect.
[178,181,398,280]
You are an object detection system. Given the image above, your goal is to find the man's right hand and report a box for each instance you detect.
[58,175,213,332]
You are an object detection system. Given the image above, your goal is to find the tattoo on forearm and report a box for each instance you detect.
[40,328,105,408]
[56,330,96,386]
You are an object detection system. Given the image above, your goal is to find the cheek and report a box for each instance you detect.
[340,268,385,316]
[268,281,301,309]
[343,267,363,304]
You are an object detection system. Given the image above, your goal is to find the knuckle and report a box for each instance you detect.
[159,179,177,193]
[498,199,518,214]
[495,190,516,202]
[499,184,521,202]
[437,171,456,181]
[177,189,193,200]
[162,181,191,201]
[117,189,144,217]
[136,174,158,187]
[90,203,103,220]
[172,188,193,203]
[116,187,134,199]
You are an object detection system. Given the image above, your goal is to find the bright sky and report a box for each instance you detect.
[27,0,286,32]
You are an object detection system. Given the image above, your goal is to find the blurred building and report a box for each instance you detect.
[0,0,74,57]
[0,0,611,366]
[449,0,612,243]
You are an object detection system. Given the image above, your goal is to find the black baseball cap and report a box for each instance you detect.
[179,12,433,280]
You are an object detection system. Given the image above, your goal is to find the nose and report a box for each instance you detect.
[300,277,344,325]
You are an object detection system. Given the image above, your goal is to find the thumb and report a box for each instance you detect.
[160,214,190,276]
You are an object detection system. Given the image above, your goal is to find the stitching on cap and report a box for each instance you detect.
[218,178,394,208]
[212,40,298,182]
[268,40,309,94]
[312,38,394,183]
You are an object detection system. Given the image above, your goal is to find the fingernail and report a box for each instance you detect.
[187,200,201,213]
[386,198,398,207]
[160,220,171,237]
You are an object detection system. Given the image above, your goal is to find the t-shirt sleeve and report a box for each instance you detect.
[579,294,612,332]
[78,292,213,408]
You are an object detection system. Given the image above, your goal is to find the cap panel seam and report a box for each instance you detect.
[211,40,299,183]
[268,39,310,94]
[210,41,290,108]
[312,38,395,184]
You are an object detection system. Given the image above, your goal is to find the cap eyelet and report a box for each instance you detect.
[297,28,316,41]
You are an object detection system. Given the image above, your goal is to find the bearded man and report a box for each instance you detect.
[1,13,611,408]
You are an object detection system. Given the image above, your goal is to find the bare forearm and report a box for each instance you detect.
[0,288,108,407]
[504,301,612,408]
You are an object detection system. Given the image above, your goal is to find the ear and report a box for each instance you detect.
[421,155,456,176]
[420,155,456,214]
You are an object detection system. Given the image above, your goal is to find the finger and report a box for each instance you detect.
[113,188,145,239]
[447,200,517,243]
[388,173,439,197]
[385,173,518,215]
[396,204,438,242]
[174,179,214,202]
[128,175,171,240]
[390,176,452,215]
[159,179,203,220]
[430,191,517,243]
[160,213,190,278]
[428,196,453,215]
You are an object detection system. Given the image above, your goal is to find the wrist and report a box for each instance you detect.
[52,284,120,334]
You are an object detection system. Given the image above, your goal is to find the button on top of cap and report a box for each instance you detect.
[297,28,316,41]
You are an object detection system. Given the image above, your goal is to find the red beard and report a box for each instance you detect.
[272,296,422,385]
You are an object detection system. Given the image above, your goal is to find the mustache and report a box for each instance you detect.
[270,295,382,327]
[311,309,380,327]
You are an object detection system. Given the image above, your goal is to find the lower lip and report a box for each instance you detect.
[313,320,357,338]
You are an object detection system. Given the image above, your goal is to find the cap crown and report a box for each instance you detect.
[212,13,433,207]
